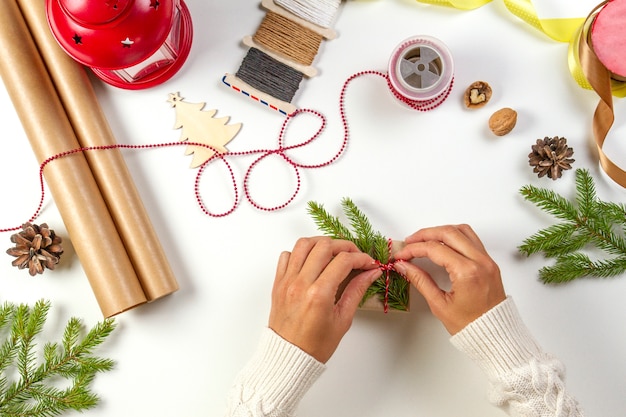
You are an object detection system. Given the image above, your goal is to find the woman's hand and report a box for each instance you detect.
[392,224,506,335]
[269,237,382,363]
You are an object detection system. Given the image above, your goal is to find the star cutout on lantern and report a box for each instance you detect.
[167,92,183,107]
[72,33,82,44]
[121,37,134,48]
[150,0,160,9]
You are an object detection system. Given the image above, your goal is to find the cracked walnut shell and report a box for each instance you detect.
[464,81,492,108]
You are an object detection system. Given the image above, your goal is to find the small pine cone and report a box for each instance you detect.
[6,223,63,276]
[528,136,575,180]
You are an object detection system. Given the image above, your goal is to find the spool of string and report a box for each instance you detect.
[236,47,304,103]
[253,10,324,66]
[274,0,341,29]
[223,0,341,115]
[387,35,455,111]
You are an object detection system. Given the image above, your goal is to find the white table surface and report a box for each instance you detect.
[2,1,625,416]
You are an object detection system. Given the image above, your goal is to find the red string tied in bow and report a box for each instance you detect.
[374,238,397,314]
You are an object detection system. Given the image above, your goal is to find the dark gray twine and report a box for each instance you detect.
[236,47,304,103]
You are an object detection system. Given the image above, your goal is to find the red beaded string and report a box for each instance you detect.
[0,142,208,233]
[386,73,454,111]
[1,69,451,233]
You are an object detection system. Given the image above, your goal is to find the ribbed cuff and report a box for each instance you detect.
[450,297,544,380]
[238,328,326,414]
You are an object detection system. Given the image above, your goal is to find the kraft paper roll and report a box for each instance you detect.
[0,0,147,317]
[16,0,179,301]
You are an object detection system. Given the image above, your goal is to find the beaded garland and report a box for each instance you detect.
[1,66,453,233]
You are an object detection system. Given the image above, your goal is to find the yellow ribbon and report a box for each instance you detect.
[415,0,626,96]
[415,0,491,10]
[416,0,583,41]
[502,0,585,42]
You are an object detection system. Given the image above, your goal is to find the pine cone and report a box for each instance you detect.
[528,136,575,180]
[6,223,63,276]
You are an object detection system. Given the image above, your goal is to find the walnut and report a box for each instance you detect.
[464,81,492,108]
[488,107,517,136]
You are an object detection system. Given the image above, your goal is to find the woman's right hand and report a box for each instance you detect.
[392,224,506,335]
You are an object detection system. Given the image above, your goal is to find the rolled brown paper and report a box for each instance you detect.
[0,0,147,317]
[16,0,179,301]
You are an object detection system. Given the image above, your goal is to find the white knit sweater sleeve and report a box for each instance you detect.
[450,296,585,417]
[224,328,326,417]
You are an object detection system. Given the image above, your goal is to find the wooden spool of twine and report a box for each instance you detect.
[253,10,324,66]
[223,0,341,114]
[275,0,341,29]
[235,47,304,103]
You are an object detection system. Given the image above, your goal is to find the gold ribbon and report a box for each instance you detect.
[568,7,626,98]
[578,1,626,187]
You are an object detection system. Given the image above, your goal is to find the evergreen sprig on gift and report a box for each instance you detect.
[519,168,626,283]
[0,299,116,416]
[307,198,409,311]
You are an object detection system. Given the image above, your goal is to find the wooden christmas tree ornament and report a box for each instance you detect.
[168,92,242,168]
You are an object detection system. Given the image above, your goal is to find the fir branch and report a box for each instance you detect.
[307,199,409,311]
[575,165,597,218]
[0,300,115,416]
[341,198,376,254]
[371,235,391,264]
[364,271,410,310]
[538,253,626,283]
[307,201,353,241]
[519,184,578,221]
[519,223,579,257]
[596,201,626,227]
[519,168,626,283]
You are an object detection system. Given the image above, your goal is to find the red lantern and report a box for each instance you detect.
[46,0,193,89]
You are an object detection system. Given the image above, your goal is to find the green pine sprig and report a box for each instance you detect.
[307,198,409,311]
[519,168,626,283]
[0,299,116,416]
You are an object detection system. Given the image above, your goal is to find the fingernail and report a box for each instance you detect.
[393,260,406,275]
[368,268,383,281]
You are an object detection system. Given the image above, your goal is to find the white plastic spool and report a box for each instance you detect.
[388,35,454,102]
